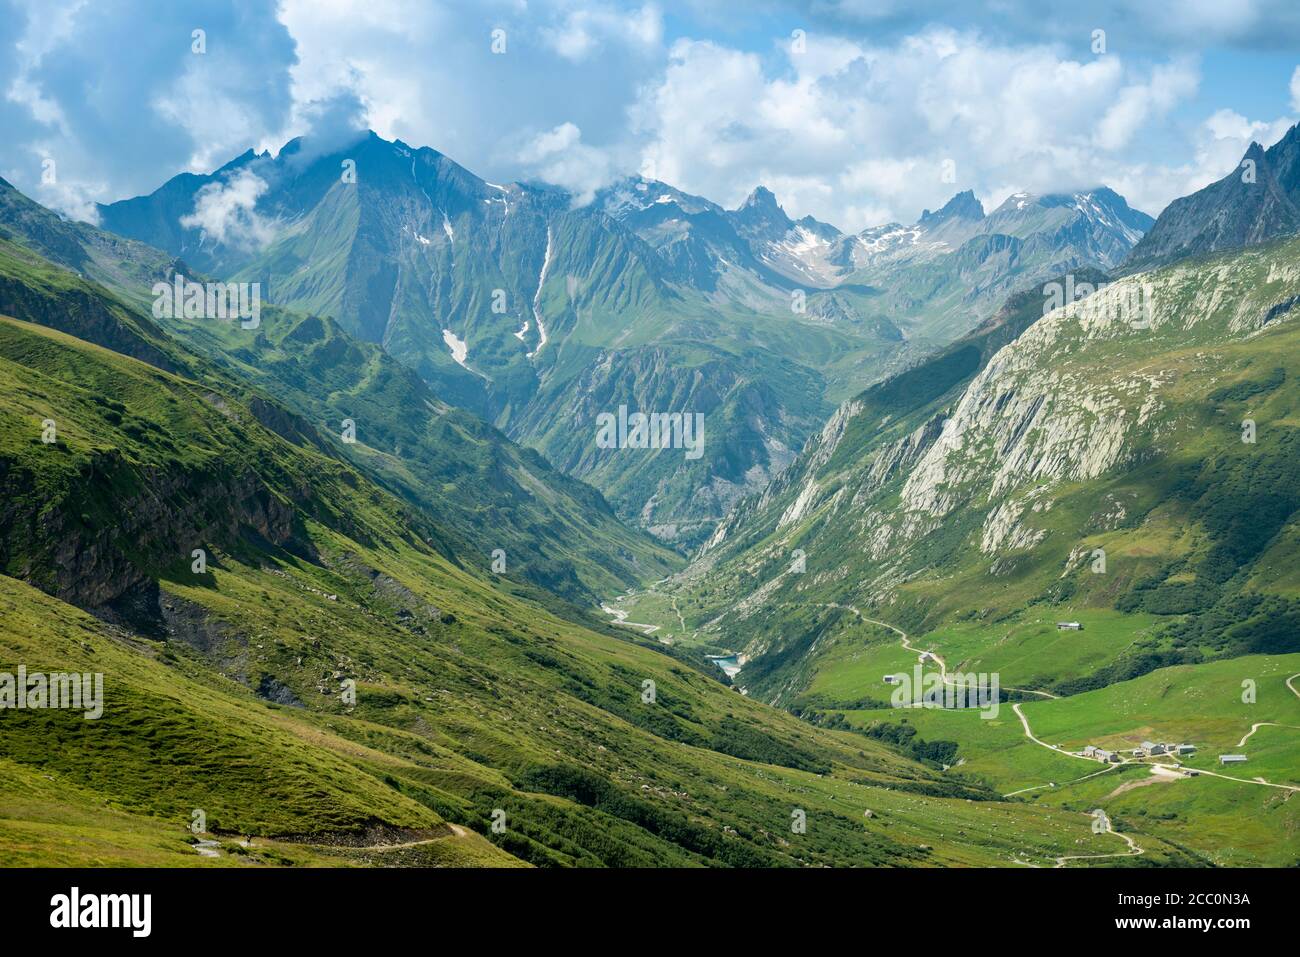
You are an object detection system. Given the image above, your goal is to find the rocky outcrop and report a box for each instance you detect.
[0,448,301,613]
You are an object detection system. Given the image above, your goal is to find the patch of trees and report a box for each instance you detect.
[1169,592,1300,656]
[1052,648,1199,696]
[853,718,959,769]
[709,716,832,774]
[793,692,893,712]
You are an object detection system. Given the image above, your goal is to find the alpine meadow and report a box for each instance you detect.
[0,0,1297,938]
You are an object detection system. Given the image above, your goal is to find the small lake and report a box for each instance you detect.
[708,654,742,678]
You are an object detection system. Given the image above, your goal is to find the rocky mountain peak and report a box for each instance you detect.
[730,185,795,239]
[918,189,985,227]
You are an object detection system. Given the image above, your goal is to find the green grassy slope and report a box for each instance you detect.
[817,647,1300,865]
[0,309,1113,867]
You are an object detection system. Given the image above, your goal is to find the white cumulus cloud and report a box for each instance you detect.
[518,122,613,206]
[542,2,663,61]
[179,169,276,248]
[628,29,1220,228]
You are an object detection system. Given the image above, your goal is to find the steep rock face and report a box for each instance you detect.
[848,256,1291,567]
[918,189,986,227]
[0,329,374,619]
[0,228,194,378]
[0,269,178,374]
[1120,124,1300,274]
[514,342,815,546]
[694,271,1096,568]
[37,457,300,611]
[729,186,796,244]
[701,395,864,556]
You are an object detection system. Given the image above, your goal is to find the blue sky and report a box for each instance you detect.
[2,0,1298,230]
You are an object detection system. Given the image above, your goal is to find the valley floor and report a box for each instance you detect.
[608,590,1300,866]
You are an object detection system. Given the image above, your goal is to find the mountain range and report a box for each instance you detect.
[3,117,1300,868]
[95,130,1153,546]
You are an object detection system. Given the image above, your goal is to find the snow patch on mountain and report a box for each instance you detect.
[529,226,554,359]
[442,328,469,366]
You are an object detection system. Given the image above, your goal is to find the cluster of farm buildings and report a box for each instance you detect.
[1080,741,1194,762]
[1075,740,1249,767]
